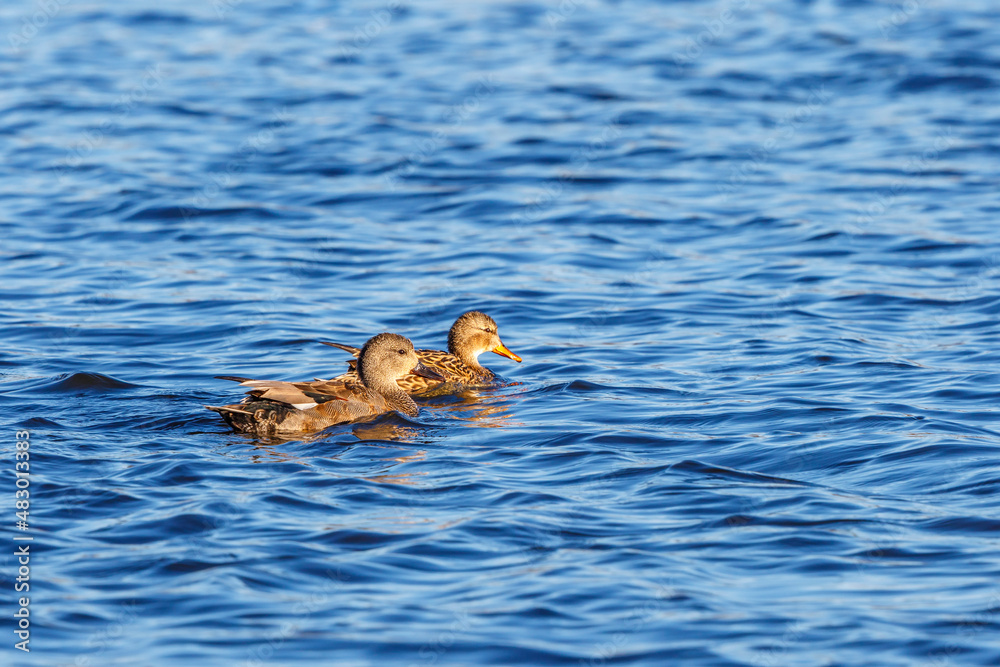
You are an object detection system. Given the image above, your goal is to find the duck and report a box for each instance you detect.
[321,311,521,394]
[206,332,443,436]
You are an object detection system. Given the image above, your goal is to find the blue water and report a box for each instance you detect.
[2,0,1000,664]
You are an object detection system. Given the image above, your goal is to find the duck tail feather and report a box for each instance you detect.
[320,341,361,356]
[205,405,253,416]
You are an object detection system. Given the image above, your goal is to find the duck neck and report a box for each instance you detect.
[364,374,418,417]
[455,346,484,371]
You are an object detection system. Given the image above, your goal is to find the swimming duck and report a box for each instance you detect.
[322,310,521,394]
[206,332,443,436]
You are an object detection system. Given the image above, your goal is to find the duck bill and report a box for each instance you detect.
[491,341,522,363]
[411,361,445,381]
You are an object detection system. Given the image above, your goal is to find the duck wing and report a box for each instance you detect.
[415,349,491,383]
[208,376,386,434]
[215,376,352,410]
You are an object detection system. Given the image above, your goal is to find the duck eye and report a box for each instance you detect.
[398,349,405,355]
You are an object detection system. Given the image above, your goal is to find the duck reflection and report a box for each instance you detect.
[415,385,523,428]
[241,441,312,466]
[349,421,422,442]
[227,438,428,488]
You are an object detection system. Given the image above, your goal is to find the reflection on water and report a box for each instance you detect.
[419,386,523,428]
[349,421,423,443]
[5,0,1000,664]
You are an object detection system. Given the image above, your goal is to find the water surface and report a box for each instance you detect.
[2,0,1000,665]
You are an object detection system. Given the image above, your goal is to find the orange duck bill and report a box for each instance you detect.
[491,341,522,363]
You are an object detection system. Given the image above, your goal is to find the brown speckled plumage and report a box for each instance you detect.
[322,311,521,394]
[206,333,443,436]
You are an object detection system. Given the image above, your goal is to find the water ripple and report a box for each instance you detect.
[3,0,1000,665]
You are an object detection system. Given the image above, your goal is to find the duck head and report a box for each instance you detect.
[446,311,522,370]
[358,332,444,392]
